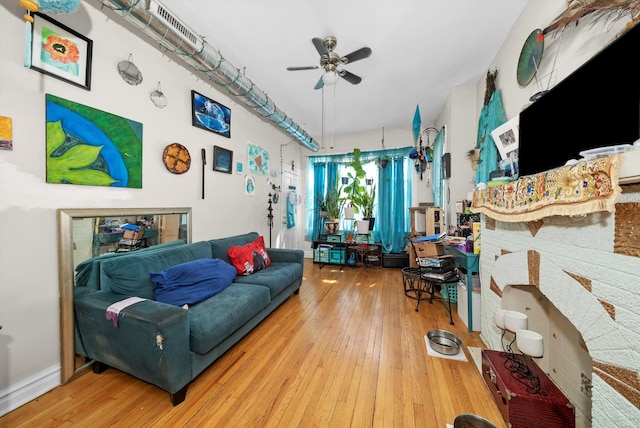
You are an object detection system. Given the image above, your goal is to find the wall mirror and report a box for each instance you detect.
[57,207,192,383]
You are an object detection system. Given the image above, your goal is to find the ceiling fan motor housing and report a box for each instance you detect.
[287,35,371,88]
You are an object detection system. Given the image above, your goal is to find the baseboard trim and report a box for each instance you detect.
[0,365,60,417]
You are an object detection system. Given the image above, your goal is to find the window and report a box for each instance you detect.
[306,147,414,254]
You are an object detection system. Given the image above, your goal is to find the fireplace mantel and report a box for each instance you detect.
[471,152,640,223]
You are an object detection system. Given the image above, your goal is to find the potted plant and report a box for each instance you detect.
[323,186,343,221]
[344,148,377,232]
[361,183,376,227]
[343,148,366,216]
[319,183,343,235]
[376,155,390,168]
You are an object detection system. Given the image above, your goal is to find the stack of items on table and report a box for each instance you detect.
[417,254,456,281]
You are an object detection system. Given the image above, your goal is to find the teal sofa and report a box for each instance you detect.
[74,232,304,405]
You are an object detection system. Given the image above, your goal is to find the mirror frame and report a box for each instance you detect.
[57,207,192,383]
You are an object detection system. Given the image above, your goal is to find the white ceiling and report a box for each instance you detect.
[161,0,528,144]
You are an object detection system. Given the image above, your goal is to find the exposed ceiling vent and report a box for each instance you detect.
[99,0,317,151]
[147,0,204,51]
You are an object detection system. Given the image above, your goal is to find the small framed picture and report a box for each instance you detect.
[213,145,233,173]
[29,13,93,90]
[191,90,231,138]
[491,116,519,160]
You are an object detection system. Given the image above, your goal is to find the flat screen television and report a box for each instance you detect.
[518,23,640,177]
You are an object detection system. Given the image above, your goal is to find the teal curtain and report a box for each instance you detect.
[306,147,413,247]
[377,156,411,254]
[475,90,507,184]
[432,128,445,207]
[306,161,327,240]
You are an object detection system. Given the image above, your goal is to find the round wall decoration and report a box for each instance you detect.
[162,143,191,174]
[516,29,544,87]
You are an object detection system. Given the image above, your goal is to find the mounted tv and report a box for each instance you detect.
[518,23,640,177]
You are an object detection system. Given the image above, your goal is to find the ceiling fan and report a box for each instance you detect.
[287,36,372,90]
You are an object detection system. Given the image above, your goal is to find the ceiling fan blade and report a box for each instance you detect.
[287,65,320,71]
[342,47,372,64]
[312,37,328,56]
[314,75,324,90]
[339,70,362,85]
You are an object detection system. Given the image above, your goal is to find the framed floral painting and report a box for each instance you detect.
[29,13,93,90]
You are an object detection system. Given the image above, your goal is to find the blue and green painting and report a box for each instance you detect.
[45,94,142,188]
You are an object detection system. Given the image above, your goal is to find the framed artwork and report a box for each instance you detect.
[491,116,519,160]
[45,94,143,188]
[191,90,231,138]
[247,142,269,175]
[244,175,256,196]
[30,13,93,90]
[0,116,13,150]
[213,145,233,173]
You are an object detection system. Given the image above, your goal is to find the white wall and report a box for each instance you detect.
[0,1,307,413]
[436,85,477,229]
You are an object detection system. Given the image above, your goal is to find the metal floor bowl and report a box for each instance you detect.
[453,413,498,428]
[426,329,462,355]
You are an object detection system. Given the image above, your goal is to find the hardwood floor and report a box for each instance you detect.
[2,259,506,427]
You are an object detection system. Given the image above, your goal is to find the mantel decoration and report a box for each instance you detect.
[516,29,544,87]
[472,154,622,222]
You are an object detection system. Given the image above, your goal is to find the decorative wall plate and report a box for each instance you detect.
[118,54,143,86]
[517,29,544,86]
[162,143,191,174]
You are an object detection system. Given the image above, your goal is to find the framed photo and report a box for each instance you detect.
[213,145,233,173]
[491,116,519,160]
[191,90,231,138]
[29,13,93,90]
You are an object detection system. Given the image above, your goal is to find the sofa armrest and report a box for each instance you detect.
[267,248,304,265]
[74,290,192,394]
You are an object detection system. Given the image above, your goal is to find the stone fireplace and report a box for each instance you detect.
[477,186,640,427]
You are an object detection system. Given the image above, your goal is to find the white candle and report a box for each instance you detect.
[504,310,528,332]
[516,329,544,358]
[494,309,507,330]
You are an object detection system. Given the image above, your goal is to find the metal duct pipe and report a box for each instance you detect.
[100,0,319,151]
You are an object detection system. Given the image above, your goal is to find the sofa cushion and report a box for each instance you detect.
[99,241,212,298]
[188,283,270,355]
[208,232,259,264]
[227,235,271,276]
[233,262,303,299]
[75,240,187,290]
[150,258,237,306]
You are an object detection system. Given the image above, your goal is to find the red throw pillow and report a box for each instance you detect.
[227,236,271,276]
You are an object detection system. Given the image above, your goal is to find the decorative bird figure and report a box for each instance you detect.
[19,0,81,22]
[544,0,640,35]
